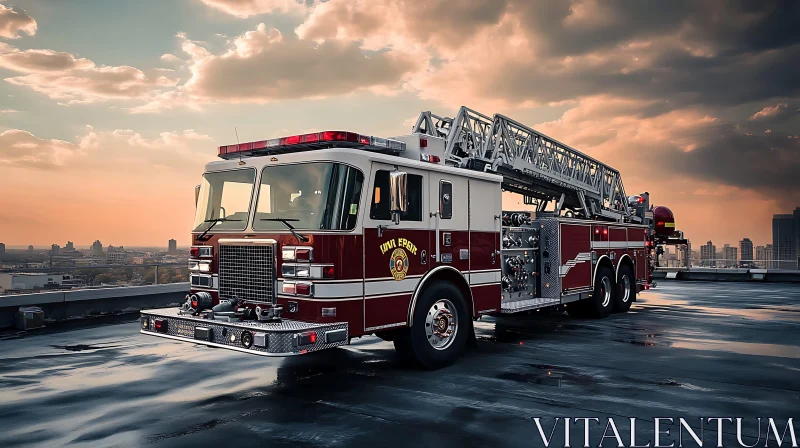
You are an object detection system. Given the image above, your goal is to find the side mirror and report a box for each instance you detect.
[194,185,201,207]
[389,171,408,224]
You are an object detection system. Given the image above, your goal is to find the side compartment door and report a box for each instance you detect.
[468,179,501,315]
[362,163,430,332]
[428,173,468,271]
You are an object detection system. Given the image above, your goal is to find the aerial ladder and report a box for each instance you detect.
[412,106,640,223]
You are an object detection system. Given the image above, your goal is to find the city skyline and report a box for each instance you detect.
[1,1,798,247]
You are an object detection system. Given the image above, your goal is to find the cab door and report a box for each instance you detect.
[362,163,430,332]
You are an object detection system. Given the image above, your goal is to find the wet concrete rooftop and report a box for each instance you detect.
[1,281,798,447]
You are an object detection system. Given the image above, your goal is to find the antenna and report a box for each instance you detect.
[235,127,245,165]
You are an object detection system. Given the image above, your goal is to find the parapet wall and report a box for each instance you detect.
[653,268,800,283]
[0,283,187,329]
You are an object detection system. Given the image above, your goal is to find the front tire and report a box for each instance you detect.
[394,281,468,370]
[587,265,615,318]
[614,264,635,313]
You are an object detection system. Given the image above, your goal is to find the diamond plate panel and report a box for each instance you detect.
[141,308,348,356]
[218,243,275,303]
[537,217,562,301]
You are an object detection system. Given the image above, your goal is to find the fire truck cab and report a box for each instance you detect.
[141,108,659,370]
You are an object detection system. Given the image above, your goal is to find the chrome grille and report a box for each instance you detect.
[218,242,275,303]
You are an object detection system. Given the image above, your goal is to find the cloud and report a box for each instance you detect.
[197,0,307,18]
[294,0,800,111]
[0,129,78,168]
[0,2,37,39]
[534,96,800,203]
[0,48,95,72]
[0,46,179,104]
[168,24,423,105]
[160,53,181,63]
[297,0,506,53]
[0,126,215,170]
[750,103,788,120]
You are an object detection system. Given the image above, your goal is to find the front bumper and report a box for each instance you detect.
[139,308,348,356]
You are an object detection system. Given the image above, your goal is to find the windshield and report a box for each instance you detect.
[193,168,256,232]
[253,163,364,231]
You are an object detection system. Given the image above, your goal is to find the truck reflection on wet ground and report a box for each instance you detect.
[0,281,798,447]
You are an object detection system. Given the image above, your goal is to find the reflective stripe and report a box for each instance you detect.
[591,241,645,249]
[560,252,592,277]
[470,270,501,285]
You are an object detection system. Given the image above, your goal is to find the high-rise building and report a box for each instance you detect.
[738,238,753,267]
[772,207,800,269]
[91,240,104,257]
[51,244,60,255]
[722,244,737,268]
[755,245,767,268]
[28,245,33,252]
[168,239,177,254]
[766,244,774,269]
[65,241,74,251]
[0,242,5,256]
[700,241,716,267]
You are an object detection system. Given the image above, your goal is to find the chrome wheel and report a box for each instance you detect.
[425,299,458,350]
[600,277,612,308]
[620,275,631,303]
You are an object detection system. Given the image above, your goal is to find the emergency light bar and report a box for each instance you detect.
[218,131,406,160]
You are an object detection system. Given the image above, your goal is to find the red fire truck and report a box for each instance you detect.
[140,106,678,369]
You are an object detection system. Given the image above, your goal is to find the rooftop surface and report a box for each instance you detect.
[1,281,798,447]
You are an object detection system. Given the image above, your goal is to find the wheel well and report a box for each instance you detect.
[593,255,614,286]
[408,267,474,326]
[616,254,634,281]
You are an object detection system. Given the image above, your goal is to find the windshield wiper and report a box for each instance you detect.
[261,218,309,243]
[197,218,241,241]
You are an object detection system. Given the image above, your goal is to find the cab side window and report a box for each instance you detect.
[370,170,423,221]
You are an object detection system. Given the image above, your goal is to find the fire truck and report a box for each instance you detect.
[140,106,679,369]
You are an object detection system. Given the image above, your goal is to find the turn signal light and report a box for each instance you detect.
[323,265,335,279]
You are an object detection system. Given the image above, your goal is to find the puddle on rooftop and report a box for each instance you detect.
[496,363,597,387]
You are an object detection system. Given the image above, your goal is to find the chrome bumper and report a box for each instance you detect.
[139,308,348,356]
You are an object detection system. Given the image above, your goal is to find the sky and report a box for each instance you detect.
[0,0,798,248]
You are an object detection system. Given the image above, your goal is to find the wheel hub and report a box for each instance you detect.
[620,276,631,303]
[600,277,612,308]
[425,299,458,350]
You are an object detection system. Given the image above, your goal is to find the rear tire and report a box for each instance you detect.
[393,281,468,370]
[614,264,635,313]
[587,265,615,318]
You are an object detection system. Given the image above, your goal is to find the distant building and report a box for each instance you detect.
[700,241,716,267]
[755,245,772,268]
[168,239,177,254]
[685,240,692,267]
[0,242,5,255]
[50,244,60,255]
[723,244,737,268]
[0,273,63,292]
[107,251,128,264]
[28,245,33,252]
[91,240,104,256]
[65,241,74,251]
[772,207,800,269]
[738,238,753,267]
